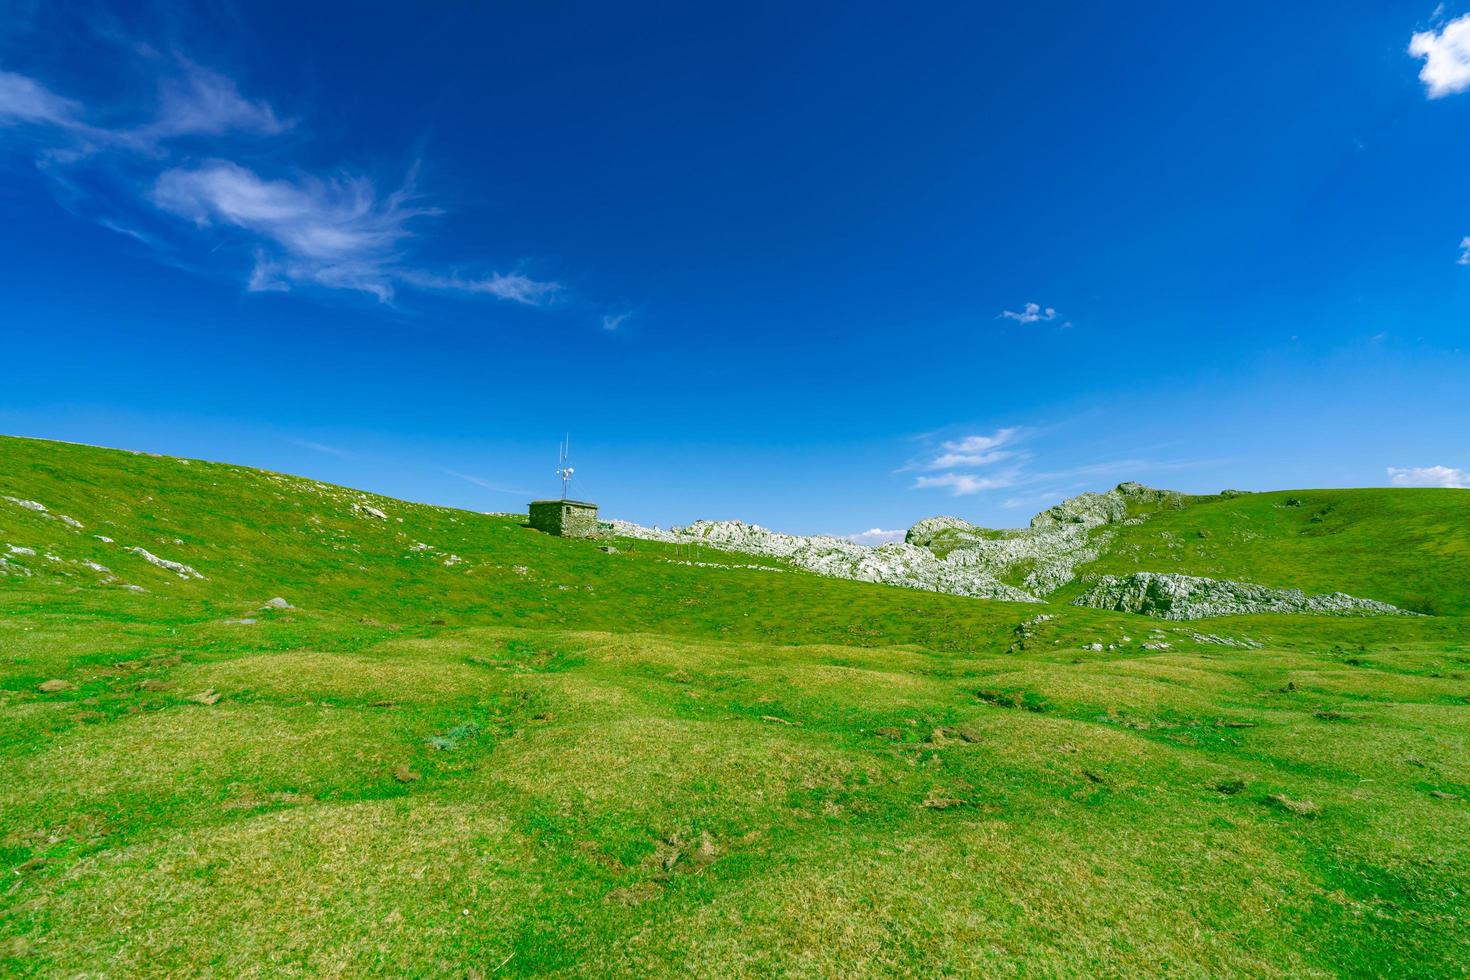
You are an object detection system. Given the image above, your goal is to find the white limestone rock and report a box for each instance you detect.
[1072,572,1414,620]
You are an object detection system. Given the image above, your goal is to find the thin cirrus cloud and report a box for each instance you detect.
[443,469,534,497]
[913,472,1017,496]
[1410,14,1470,98]
[907,426,1026,496]
[1386,465,1468,488]
[0,57,562,307]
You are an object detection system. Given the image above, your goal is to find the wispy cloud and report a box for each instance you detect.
[906,426,1025,495]
[1387,465,1467,488]
[838,528,906,546]
[0,69,83,128]
[1458,236,1470,265]
[444,469,533,496]
[1410,14,1470,98]
[146,62,287,139]
[913,472,1017,496]
[998,302,1059,325]
[602,311,632,331]
[292,439,350,457]
[0,50,561,306]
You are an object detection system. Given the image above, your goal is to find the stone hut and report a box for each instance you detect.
[528,499,599,538]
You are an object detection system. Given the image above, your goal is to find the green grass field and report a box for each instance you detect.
[2,435,1467,976]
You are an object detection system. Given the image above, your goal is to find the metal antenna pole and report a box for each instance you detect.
[557,434,574,500]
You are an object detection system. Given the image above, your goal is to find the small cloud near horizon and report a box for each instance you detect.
[1387,465,1467,488]
[838,527,906,546]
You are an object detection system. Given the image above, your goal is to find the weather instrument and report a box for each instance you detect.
[557,434,574,500]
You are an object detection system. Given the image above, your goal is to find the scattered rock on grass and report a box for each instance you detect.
[263,597,293,610]
[1266,793,1320,817]
[1429,790,1460,801]
[36,679,72,693]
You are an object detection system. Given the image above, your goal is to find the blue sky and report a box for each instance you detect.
[2,2,1468,540]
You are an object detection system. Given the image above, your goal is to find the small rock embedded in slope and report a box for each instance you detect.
[262,597,293,610]
[1072,572,1413,621]
[188,689,221,705]
[127,547,204,580]
[37,679,73,693]
[352,503,388,519]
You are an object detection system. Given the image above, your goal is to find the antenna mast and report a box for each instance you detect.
[557,434,574,500]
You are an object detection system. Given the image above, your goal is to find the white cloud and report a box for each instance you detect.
[1387,465,1468,488]
[602,311,632,331]
[150,162,559,305]
[0,70,81,127]
[146,63,287,138]
[397,270,561,306]
[907,426,1024,495]
[1410,14,1470,98]
[1458,236,1470,265]
[941,428,1019,454]
[913,472,1016,496]
[1,60,564,308]
[998,302,1058,324]
[926,449,1014,470]
[838,528,907,546]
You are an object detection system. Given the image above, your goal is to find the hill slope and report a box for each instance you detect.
[1,435,1468,977]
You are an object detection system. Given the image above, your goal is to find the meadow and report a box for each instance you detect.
[1,436,1466,976]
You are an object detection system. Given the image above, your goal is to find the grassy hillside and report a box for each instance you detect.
[2,435,1468,977]
[1074,488,1470,615]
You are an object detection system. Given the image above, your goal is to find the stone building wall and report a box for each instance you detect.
[529,500,599,538]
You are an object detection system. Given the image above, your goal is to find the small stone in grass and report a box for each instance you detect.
[1429,790,1459,801]
[1266,793,1320,817]
[37,679,72,693]
[262,597,293,610]
[189,689,221,705]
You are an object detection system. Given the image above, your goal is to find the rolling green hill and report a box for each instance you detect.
[1069,487,1470,616]
[1,435,1467,977]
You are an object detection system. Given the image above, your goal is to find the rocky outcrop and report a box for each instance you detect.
[905,516,977,548]
[1072,572,1415,620]
[900,482,1184,595]
[606,519,1041,603]
[611,482,1193,604]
